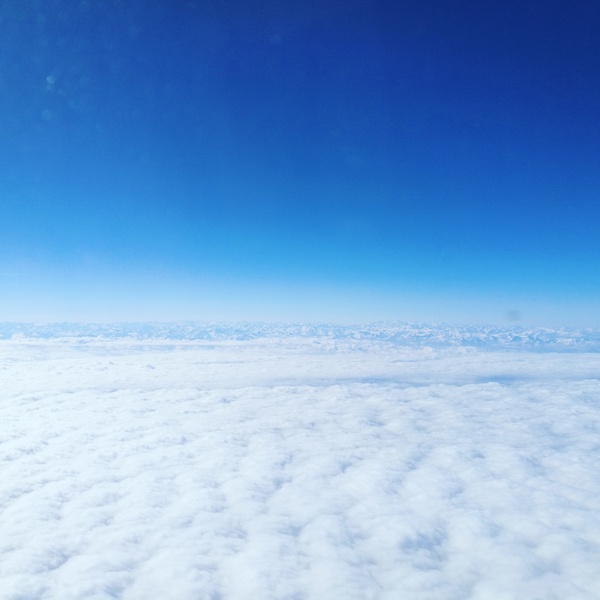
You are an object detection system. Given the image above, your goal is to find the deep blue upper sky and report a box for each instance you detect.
[1,1,599,325]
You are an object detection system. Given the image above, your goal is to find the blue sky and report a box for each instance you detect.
[1,1,599,325]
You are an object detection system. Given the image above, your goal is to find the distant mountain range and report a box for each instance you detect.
[1,321,600,351]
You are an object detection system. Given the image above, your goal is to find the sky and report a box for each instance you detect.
[1,0,599,325]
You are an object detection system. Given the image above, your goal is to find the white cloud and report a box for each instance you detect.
[1,325,600,598]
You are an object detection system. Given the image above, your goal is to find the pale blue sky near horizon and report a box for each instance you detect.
[1,1,599,326]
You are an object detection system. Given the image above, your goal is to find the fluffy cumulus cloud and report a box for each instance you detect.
[1,324,600,599]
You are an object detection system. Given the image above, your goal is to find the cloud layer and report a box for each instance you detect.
[1,327,600,599]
